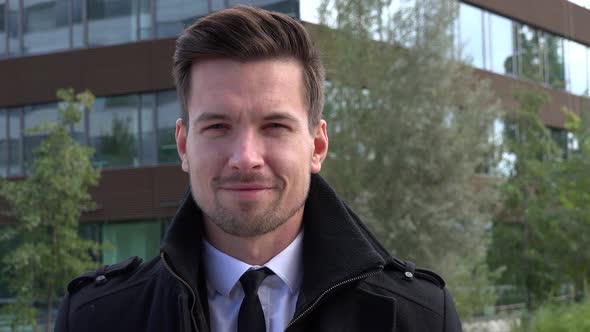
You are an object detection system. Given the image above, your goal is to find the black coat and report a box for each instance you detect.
[55,174,462,332]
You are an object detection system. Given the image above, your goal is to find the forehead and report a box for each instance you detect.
[188,58,305,112]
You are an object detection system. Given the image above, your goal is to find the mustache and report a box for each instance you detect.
[213,172,276,186]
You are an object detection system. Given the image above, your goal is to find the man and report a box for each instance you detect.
[56,5,461,332]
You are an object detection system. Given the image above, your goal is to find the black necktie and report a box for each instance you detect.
[238,267,274,332]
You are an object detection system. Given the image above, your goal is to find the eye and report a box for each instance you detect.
[200,123,230,135]
[265,123,289,130]
[204,123,229,131]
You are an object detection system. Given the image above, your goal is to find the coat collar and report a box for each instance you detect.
[161,174,387,323]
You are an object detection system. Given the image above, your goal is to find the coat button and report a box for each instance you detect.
[95,275,107,284]
[404,271,413,279]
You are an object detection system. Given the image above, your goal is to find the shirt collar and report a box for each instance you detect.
[204,229,304,296]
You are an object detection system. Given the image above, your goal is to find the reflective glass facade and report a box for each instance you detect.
[565,40,589,95]
[23,102,58,169]
[156,90,180,163]
[0,89,182,177]
[23,0,69,55]
[155,0,207,38]
[0,0,299,55]
[87,0,137,47]
[457,2,590,97]
[0,0,6,57]
[102,220,164,265]
[90,94,140,168]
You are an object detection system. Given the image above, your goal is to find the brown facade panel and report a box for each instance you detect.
[464,0,590,47]
[0,38,177,108]
[0,165,187,225]
[81,164,187,223]
[474,68,587,128]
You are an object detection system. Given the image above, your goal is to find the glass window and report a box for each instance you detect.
[211,0,224,11]
[542,33,565,90]
[140,93,156,165]
[23,0,69,55]
[8,0,20,55]
[23,103,59,170]
[89,95,139,168]
[565,40,589,96]
[72,0,84,47]
[229,0,298,17]
[516,24,543,83]
[487,13,514,75]
[458,3,484,69]
[87,0,137,47]
[156,90,180,163]
[102,220,162,265]
[8,108,22,176]
[69,101,87,145]
[0,110,7,177]
[139,0,151,40]
[0,1,6,58]
[155,0,207,38]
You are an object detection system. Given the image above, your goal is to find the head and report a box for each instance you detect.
[173,6,329,239]
[173,5,325,133]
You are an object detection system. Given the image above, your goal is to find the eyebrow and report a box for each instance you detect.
[262,112,299,123]
[192,112,231,126]
[193,111,299,125]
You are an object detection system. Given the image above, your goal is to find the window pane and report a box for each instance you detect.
[8,0,20,55]
[516,24,543,83]
[72,0,84,47]
[0,110,7,177]
[24,103,59,170]
[88,0,137,47]
[229,0,298,17]
[102,220,161,265]
[69,101,87,145]
[139,0,151,39]
[488,13,514,75]
[211,0,224,11]
[140,93,156,165]
[0,1,6,58]
[156,90,179,163]
[155,0,207,38]
[90,95,139,168]
[23,0,69,55]
[8,108,22,176]
[458,3,484,69]
[542,33,565,90]
[565,40,589,95]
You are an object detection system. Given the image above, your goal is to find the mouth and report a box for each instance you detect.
[217,184,274,199]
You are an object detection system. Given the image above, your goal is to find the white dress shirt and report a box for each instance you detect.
[203,230,303,332]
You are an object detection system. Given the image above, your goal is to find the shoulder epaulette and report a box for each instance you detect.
[388,258,446,289]
[67,256,143,294]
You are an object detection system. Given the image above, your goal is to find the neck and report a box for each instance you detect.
[203,211,303,266]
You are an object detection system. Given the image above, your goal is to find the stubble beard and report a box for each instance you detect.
[191,171,310,238]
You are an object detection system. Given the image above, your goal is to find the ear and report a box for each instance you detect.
[175,118,189,173]
[310,119,329,174]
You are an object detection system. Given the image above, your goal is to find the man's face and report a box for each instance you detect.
[176,58,328,238]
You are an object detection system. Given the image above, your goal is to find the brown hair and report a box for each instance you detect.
[172,5,325,132]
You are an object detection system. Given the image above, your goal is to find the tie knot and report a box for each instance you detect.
[240,267,273,297]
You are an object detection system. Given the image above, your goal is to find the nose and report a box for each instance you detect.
[227,129,264,170]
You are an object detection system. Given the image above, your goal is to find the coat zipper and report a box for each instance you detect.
[161,252,200,332]
[284,267,383,331]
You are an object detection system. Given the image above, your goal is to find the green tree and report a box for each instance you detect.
[550,108,590,300]
[316,0,501,319]
[488,87,561,310]
[0,88,100,331]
